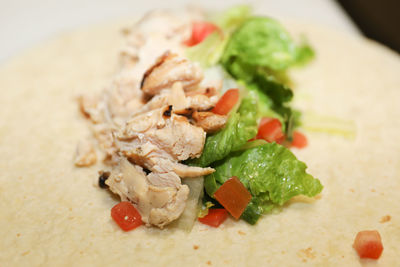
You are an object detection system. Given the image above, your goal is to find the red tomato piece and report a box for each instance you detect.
[256,117,284,143]
[259,117,273,127]
[198,209,228,227]
[212,89,240,115]
[291,131,308,148]
[353,230,383,259]
[111,201,143,231]
[184,22,219,47]
[213,177,252,219]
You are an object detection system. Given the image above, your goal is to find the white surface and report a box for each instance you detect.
[0,0,359,63]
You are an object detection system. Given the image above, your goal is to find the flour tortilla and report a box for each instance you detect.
[0,19,399,266]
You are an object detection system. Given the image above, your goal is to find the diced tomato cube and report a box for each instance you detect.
[353,230,383,259]
[184,22,219,47]
[212,89,240,115]
[111,201,143,231]
[198,209,228,227]
[214,177,252,219]
[256,117,284,143]
[291,131,308,148]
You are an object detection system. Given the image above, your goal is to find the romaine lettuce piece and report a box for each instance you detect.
[212,5,252,33]
[186,5,252,68]
[204,143,323,224]
[186,32,228,68]
[221,17,314,71]
[220,16,314,138]
[241,193,274,225]
[189,93,258,167]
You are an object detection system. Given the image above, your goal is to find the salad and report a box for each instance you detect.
[75,6,323,230]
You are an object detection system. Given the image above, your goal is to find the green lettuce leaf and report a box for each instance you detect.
[204,143,323,224]
[241,193,274,225]
[221,17,314,71]
[220,16,314,138]
[186,5,252,68]
[186,32,228,68]
[189,93,258,167]
[213,5,252,33]
[295,42,315,66]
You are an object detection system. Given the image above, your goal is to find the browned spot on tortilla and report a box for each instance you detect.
[207,260,212,265]
[16,233,21,237]
[193,245,199,250]
[297,247,316,261]
[349,188,355,192]
[281,251,286,254]
[380,215,391,223]
[21,251,30,256]
[238,230,246,235]
[371,188,376,192]
[121,27,131,36]
[314,194,322,200]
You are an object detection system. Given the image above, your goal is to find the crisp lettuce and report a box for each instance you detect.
[186,5,252,68]
[295,41,315,66]
[189,93,258,167]
[188,9,320,225]
[241,193,274,225]
[186,32,228,68]
[204,143,323,224]
[221,17,314,71]
[220,16,314,138]
[212,5,252,33]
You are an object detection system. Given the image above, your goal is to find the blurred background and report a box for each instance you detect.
[0,0,398,63]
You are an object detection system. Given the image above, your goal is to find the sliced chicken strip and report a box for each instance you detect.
[148,185,189,228]
[148,158,214,178]
[74,140,97,167]
[141,52,203,96]
[78,94,105,124]
[172,163,214,177]
[130,82,186,117]
[106,158,189,228]
[132,82,217,117]
[118,107,206,161]
[192,111,228,133]
[147,171,182,188]
[186,94,218,111]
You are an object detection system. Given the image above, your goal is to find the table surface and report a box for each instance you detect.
[0,0,360,64]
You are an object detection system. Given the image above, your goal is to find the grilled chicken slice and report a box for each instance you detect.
[74,140,97,167]
[118,106,206,161]
[78,95,105,124]
[148,158,214,180]
[192,111,227,133]
[77,10,224,228]
[141,52,203,96]
[132,82,217,117]
[106,158,189,228]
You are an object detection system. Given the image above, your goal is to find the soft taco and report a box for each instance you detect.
[0,6,399,266]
